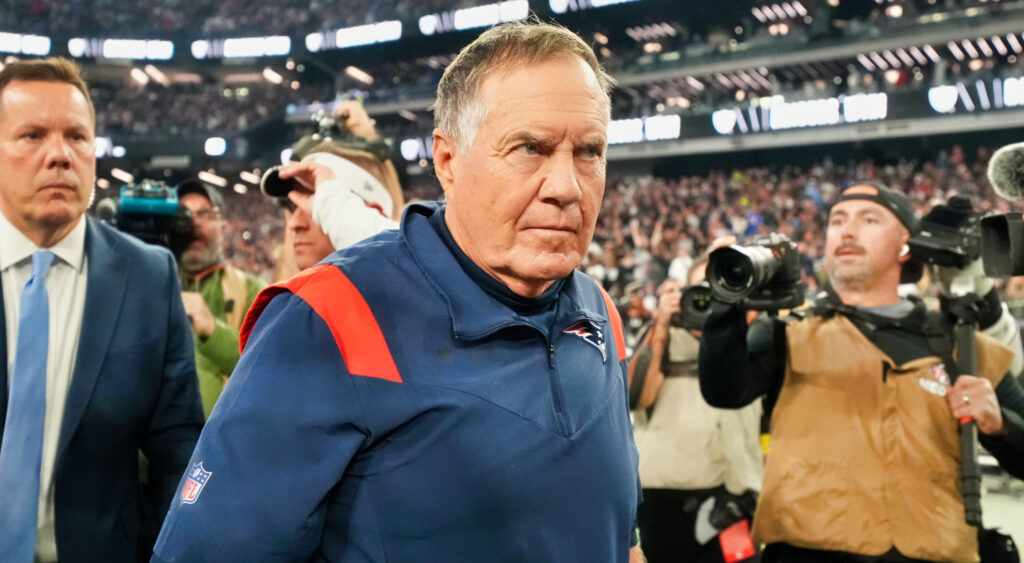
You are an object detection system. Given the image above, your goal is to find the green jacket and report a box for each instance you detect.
[183,265,266,417]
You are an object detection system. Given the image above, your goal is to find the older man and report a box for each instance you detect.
[700,183,1024,562]
[0,58,203,562]
[153,21,641,561]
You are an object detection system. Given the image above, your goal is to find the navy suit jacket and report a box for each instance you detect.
[0,216,204,562]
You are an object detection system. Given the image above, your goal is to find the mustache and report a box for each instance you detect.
[834,243,865,255]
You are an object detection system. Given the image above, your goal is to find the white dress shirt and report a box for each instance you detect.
[0,210,88,563]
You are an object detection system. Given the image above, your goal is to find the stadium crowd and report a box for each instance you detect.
[92,82,333,138]
[0,0,491,37]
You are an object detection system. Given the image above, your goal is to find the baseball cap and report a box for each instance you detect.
[831,182,919,233]
[176,179,225,212]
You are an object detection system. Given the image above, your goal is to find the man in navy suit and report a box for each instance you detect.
[0,58,204,562]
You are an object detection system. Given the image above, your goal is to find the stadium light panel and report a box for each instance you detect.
[991,36,1008,56]
[1007,34,1023,54]
[223,36,291,58]
[908,46,928,65]
[961,39,979,59]
[68,38,87,57]
[21,35,50,56]
[549,0,569,13]
[111,168,134,184]
[305,32,324,52]
[345,66,374,85]
[976,38,993,58]
[896,49,914,66]
[947,41,965,61]
[0,32,51,55]
[857,53,876,71]
[197,171,228,188]
[204,137,227,157]
[130,68,149,85]
[262,67,284,84]
[191,40,210,59]
[607,118,644,144]
[144,64,170,86]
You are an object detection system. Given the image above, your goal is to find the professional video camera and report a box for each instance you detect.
[672,282,712,331]
[706,233,805,311]
[96,180,194,258]
[907,195,981,269]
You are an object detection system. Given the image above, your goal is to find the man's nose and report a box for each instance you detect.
[539,152,583,207]
[44,136,72,169]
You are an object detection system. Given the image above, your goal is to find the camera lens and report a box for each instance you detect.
[707,245,778,304]
[720,259,753,290]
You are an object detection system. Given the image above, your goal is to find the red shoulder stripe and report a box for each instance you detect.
[239,264,402,383]
[596,283,627,362]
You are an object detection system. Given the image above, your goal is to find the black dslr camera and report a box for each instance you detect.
[908,195,981,269]
[97,180,194,258]
[672,282,712,331]
[706,233,805,311]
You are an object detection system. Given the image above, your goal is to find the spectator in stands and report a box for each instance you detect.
[176,181,265,417]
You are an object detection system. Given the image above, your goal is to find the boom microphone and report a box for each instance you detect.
[987,142,1024,202]
[982,142,1024,276]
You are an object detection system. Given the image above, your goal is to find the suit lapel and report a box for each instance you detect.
[0,276,7,440]
[57,218,128,459]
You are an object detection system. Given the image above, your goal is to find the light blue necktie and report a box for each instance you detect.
[0,250,55,562]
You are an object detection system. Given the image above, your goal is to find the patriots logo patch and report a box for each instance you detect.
[181,462,211,505]
[564,321,607,362]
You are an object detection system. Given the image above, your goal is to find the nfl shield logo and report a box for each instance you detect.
[181,462,211,505]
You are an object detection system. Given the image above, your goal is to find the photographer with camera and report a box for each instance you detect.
[699,182,1024,562]
[176,180,266,418]
[630,253,763,563]
[267,101,403,278]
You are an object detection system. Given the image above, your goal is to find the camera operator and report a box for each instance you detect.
[176,181,266,417]
[699,183,1024,562]
[630,255,763,563]
[272,101,402,278]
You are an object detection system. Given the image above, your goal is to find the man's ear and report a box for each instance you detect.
[432,128,457,197]
[897,233,911,264]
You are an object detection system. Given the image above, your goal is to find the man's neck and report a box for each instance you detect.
[5,213,81,249]
[831,280,901,308]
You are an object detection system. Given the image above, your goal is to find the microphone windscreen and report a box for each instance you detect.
[988,142,1024,202]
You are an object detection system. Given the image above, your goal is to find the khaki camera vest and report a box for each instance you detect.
[754,314,1012,563]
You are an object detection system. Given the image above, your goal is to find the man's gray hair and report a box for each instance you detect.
[431,19,615,153]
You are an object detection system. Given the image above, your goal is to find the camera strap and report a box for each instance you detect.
[808,288,960,379]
